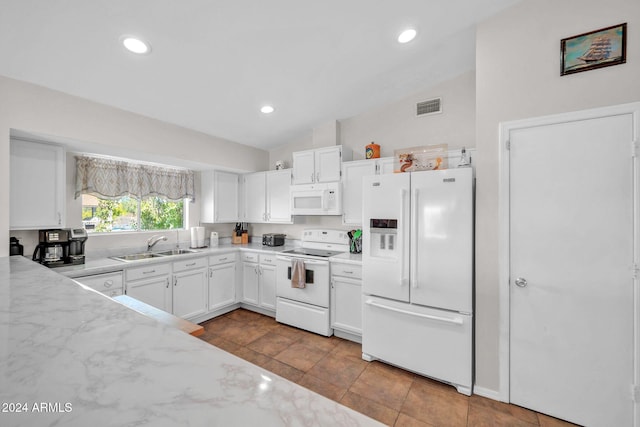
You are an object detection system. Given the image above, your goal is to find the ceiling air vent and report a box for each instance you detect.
[416,97,442,117]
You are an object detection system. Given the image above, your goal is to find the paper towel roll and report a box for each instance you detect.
[190,227,205,248]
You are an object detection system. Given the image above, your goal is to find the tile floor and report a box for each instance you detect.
[199,308,579,427]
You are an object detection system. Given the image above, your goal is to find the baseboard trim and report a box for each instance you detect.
[473,385,503,402]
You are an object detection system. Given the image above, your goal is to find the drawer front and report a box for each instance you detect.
[331,263,362,279]
[209,252,237,266]
[362,296,472,389]
[126,263,171,281]
[242,252,259,263]
[75,271,124,293]
[172,256,207,273]
[259,253,276,265]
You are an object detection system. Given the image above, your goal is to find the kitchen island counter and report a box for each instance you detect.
[0,256,381,427]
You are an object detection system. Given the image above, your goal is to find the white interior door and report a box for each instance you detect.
[509,113,635,426]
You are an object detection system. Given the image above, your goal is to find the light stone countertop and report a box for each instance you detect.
[54,242,360,278]
[0,256,382,427]
[54,243,298,278]
[329,252,362,265]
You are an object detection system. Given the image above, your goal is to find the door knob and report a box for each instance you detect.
[514,277,528,288]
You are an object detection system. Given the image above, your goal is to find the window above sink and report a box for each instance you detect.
[82,194,185,234]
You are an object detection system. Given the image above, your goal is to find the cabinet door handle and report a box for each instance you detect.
[166,278,170,288]
[174,276,178,286]
[58,212,62,225]
[209,269,213,278]
[316,172,320,182]
[310,173,314,183]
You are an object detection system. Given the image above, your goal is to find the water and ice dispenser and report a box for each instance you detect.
[369,219,398,258]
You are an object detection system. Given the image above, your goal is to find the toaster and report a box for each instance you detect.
[262,233,286,247]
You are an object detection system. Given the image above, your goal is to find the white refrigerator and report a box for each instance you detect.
[361,167,473,395]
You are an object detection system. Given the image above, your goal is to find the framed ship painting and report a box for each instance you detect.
[561,23,626,76]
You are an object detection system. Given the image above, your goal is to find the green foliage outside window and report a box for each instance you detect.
[82,195,184,233]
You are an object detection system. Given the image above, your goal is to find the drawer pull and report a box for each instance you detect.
[263,258,272,263]
[343,270,353,274]
[143,270,155,275]
[365,300,463,325]
[185,262,196,267]
[219,257,228,261]
[104,280,113,288]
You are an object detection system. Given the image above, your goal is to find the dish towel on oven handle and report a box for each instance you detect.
[291,259,306,289]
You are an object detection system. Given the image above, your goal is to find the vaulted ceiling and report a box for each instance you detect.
[0,0,521,150]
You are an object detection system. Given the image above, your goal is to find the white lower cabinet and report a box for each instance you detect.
[126,263,173,313]
[208,252,237,311]
[73,271,124,298]
[241,252,276,313]
[330,261,362,341]
[172,257,208,320]
[258,254,277,310]
[242,252,260,305]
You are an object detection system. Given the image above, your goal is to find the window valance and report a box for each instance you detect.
[75,156,195,201]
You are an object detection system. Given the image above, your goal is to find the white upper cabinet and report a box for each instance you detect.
[201,170,239,223]
[292,145,352,185]
[10,139,65,230]
[342,160,377,226]
[265,169,291,223]
[242,172,266,222]
[341,157,394,226]
[240,169,291,223]
[292,150,315,184]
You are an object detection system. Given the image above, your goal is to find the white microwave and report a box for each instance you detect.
[290,182,342,216]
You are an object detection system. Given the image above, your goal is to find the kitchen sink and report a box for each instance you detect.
[154,249,200,256]
[111,252,165,262]
[112,248,200,262]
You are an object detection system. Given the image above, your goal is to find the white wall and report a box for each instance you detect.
[475,0,640,393]
[263,70,477,240]
[1,76,269,256]
[270,70,476,167]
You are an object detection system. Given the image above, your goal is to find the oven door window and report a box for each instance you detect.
[287,266,314,284]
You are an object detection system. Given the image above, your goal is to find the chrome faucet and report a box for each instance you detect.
[147,235,167,251]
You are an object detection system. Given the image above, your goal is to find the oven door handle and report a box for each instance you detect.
[276,255,328,265]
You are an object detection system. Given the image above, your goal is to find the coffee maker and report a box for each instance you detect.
[32,228,87,267]
[68,228,88,265]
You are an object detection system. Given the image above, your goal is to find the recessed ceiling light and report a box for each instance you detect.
[260,105,275,114]
[121,36,151,55]
[397,28,417,44]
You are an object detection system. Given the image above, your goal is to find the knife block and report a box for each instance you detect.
[232,234,242,245]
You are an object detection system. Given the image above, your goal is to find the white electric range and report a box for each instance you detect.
[275,229,349,336]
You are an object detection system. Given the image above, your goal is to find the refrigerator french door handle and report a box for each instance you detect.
[400,188,409,287]
[411,188,419,289]
[364,299,464,325]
